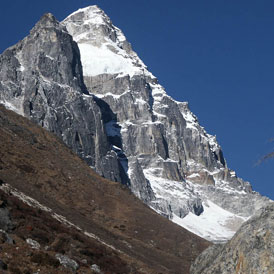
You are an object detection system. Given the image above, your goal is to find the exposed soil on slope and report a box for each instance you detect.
[0,105,210,273]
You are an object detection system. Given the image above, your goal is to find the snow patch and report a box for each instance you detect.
[63,6,154,79]
[18,65,25,72]
[187,173,201,179]
[46,54,55,60]
[182,110,198,130]
[144,168,192,200]
[172,200,248,243]
[208,134,220,152]
[95,89,130,99]
[79,43,142,77]
[64,6,106,25]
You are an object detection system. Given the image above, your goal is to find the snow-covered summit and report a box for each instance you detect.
[63,6,152,78]
[66,6,107,25]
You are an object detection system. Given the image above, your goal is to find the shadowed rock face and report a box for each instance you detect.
[0,13,126,184]
[190,203,274,274]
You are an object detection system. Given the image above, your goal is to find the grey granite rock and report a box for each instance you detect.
[0,207,14,232]
[0,13,126,183]
[190,203,274,274]
[56,253,79,271]
[91,264,101,273]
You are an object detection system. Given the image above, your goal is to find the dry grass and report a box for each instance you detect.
[0,105,210,273]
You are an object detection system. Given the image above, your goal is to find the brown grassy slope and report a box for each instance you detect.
[0,105,210,273]
[0,188,134,274]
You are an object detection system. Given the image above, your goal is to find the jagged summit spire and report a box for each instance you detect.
[63,5,111,26]
[42,12,56,21]
[62,6,149,78]
[62,5,116,45]
[32,13,61,31]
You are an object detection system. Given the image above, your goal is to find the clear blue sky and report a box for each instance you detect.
[1,0,273,200]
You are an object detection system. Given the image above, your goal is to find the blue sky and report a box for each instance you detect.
[1,0,274,199]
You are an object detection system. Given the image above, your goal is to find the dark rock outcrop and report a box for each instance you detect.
[0,207,13,232]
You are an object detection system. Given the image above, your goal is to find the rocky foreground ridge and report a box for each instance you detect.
[190,202,274,274]
[0,6,271,242]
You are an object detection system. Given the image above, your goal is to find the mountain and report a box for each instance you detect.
[0,105,209,273]
[62,6,270,241]
[190,202,274,274]
[0,6,270,242]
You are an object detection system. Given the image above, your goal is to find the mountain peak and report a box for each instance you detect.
[42,12,56,21]
[64,5,111,27]
[33,12,60,30]
[62,7,151,78]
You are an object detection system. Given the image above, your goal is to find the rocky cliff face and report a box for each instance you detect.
[190,202,274,274]
[0,12,126,183]
[62,6,270,241]
[0,6,270,242]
